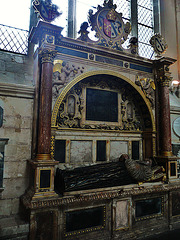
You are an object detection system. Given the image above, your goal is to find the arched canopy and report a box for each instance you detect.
[51,70,155,132]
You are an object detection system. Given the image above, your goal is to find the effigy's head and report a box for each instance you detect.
[119,154,129,162]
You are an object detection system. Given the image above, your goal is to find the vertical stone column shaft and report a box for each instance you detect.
[158,83,172,155]
[37,49,56,158]
[155,58,176,157]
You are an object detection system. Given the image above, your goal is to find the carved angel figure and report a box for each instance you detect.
[135,76,155,107]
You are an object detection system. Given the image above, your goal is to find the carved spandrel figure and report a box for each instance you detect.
[52,62,85,98]
[135,76,155,107]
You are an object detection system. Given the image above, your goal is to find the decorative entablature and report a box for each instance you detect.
[29,21,153,76]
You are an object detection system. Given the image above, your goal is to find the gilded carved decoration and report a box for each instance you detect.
[56,77,143,131]
[135,76,155,107]
[38,48,57,64]
[150,33,168,56]
[51,70,156,132]
[156,66,173,87]
[88,0,131,51]
[33,0,61,22]
[154,58,176,87]
[52,61,85,99]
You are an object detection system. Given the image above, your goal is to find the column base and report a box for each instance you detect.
[155,154,178,180]
[28,155,59,199]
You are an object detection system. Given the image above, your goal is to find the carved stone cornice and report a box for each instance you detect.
[0,82,34,99]
[38,48,57,64]
[154,57,176,87]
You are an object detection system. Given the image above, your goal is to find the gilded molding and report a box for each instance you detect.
[38,48,57,64]
[50,136,55,159]
[21,183,180,210]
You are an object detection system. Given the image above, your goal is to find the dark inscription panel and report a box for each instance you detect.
[135,197,162,219]
[66,207,104,232]
[54,140,66,163]
[172,191,180,216]
[86,88,118,122]
[97,140,106,161]
[170,162,176,176]
[132,141,139,160]
[40,170,51,188]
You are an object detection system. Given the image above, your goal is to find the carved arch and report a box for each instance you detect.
[51,70,155,133]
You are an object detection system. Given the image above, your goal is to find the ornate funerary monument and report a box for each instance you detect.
[22,0,180,239]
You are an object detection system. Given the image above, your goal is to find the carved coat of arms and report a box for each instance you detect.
[33,0,61,22]
[88,0,131,50]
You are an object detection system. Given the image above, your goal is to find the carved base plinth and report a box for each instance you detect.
[155,155,178,180]
[28,155,59,198]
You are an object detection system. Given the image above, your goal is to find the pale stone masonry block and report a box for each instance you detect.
[2,177,29,199]
[0,216,29,238]
[0,72,15,83]
[5,144,18,157]
[4,160,28,179]
[0,59,5,72]
[16,145,31,161]
[2,97,33,117]
[21,117,32,129]
[0,198,20,216]
[0,199,12,216]
[11,198,20,215]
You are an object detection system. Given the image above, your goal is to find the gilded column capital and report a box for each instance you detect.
[154,57,176,87]
[38,48,57,64]
[156,66,172,87]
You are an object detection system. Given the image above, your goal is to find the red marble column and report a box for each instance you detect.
[158,80,172,156]
[37,48,57,160]
[155,57,178,179]
[155,57,176,157]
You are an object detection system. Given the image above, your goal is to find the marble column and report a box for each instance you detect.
[155,57,178,179]
[36,48,57,160]
[157,67,172,157]
[29,48,58,197]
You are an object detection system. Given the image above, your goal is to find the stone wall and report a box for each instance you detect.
[0,51,34,218]
[0,51,33,86]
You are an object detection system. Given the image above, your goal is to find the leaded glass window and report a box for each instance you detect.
[138,0,154,58]
[115,0,131,49]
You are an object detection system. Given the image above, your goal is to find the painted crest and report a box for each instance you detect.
[33,0,61,22]
[150,33,168,56]
[88,0,131,51]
